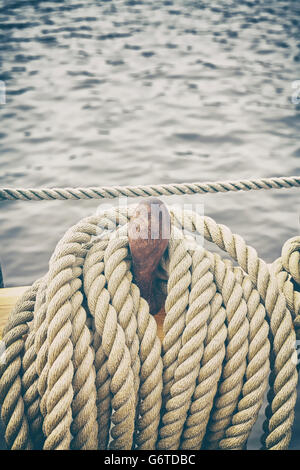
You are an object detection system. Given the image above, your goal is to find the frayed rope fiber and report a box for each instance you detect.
[0,205,299,450]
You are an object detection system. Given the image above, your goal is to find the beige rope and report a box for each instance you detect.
[0,282,39,450]
[0,176,299,201]
[0,205,299,450]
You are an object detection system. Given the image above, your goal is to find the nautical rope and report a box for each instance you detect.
[0,205,299,450]
[0,176,299,201]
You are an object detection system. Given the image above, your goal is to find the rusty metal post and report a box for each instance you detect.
[128,197,170,316]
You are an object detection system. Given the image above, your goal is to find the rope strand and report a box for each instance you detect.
[0,176,299,201]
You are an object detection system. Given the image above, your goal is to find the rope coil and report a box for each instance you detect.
[0,205,299,450]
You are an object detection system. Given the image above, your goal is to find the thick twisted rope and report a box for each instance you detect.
[0,282,39,450]
[0,205,299,450]
[0,176,299,201]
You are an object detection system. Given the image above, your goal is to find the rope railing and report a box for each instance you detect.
[0,176,300,201]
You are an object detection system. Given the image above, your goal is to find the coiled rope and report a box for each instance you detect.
[0,205,299,450]
[0,175,299,201]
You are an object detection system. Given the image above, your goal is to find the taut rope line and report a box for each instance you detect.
[0,204,299,450]
[0,175,299,201]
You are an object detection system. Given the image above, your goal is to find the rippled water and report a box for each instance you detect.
[0,0,300,449]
